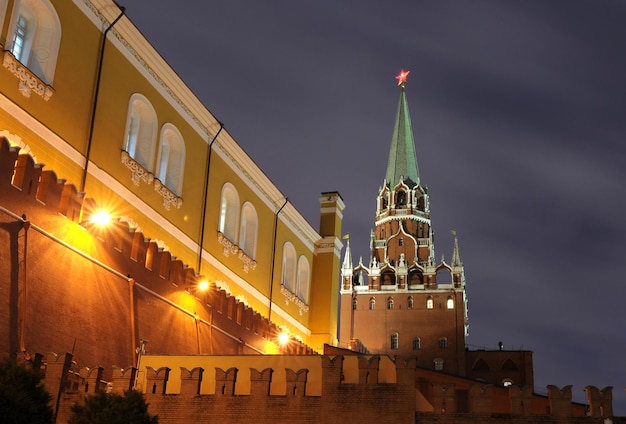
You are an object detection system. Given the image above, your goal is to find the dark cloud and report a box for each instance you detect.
[126,0,626,413]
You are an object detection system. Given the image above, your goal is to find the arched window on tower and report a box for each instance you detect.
[407,296,414,309]
[239,202,258,259]
[219,183,240,242]
[396,190,407,208]
[387,297,394,310]
[409,269,424,286]
[369,298,375,310]
[353,270,368,286]
[6,0,61,84]
[434,358,444,371]
[381,271,395,286]
[352,298,358,310]
[281,242,297,292]
[156,124,185,195]
[439,337,448,349]
[412,338,421,350]
[426,296,434,309]
[124,94,157,172]
[390,333,399,350]
[447,297,454,309]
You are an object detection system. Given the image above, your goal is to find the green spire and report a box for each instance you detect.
[385,84,419,187]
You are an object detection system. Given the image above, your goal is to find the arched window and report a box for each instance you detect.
[369,298,375,310]
[239,202,258,259]
[6,0,61,84]
[407,296,414,309]
[439,337,448,349]
[219,183,240,242]
[352,298,358,310]
[396,190,406,207]
[381,271,395,286]
[412,338,421,350]
[426,296,434,309]
[281,242,296,292]
[155,124,185,195]
[447,297,454,309]
[390,333,399,350]
[353,270,368,286]
[296,256,310,303]
[408,269,424,285]
[124,94,157,172]
[387,297,394,310]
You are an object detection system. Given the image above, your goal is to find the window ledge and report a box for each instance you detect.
[216,232,257,273]
[154,179,183,210]
[120,152,184,210]
[2,51,54,100]
[280,284,309,316]
[121,150,154,186]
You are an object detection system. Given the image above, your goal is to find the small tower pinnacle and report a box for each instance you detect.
[342,235,353,272]
[451,230,463,267]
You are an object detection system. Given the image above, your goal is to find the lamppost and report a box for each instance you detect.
[186,279,211,354]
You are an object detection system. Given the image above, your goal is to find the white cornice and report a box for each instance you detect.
[376,214,431,227]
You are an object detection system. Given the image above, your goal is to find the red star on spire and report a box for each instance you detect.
[395,69,410,86]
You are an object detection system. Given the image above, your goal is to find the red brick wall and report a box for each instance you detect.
[0,140,306,375]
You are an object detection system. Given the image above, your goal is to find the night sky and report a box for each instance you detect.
[125,0,626,413]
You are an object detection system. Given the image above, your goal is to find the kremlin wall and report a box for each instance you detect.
[32,350,618,424]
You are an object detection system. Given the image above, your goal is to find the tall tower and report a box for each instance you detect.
[339,71,469,375]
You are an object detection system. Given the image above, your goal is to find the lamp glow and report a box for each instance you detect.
[197,280,210,291]
[278,331,290,345]
[90,210,112,226]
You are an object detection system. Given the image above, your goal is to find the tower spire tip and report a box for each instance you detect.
[395,69,410,87]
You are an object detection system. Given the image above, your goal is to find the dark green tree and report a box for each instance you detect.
[68,390,158,424]
[0,357,54,424]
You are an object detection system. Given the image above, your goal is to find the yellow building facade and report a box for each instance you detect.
[0,0,342,351]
